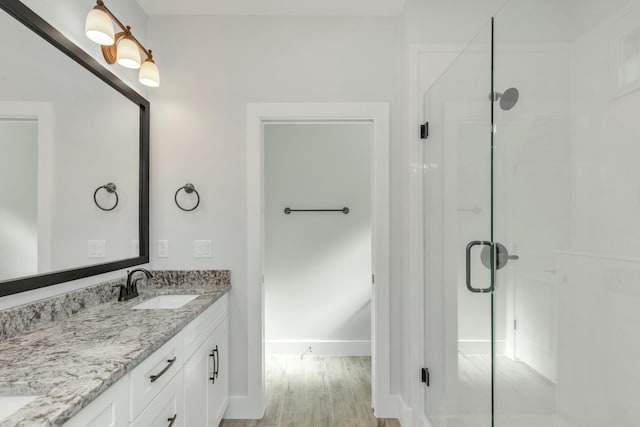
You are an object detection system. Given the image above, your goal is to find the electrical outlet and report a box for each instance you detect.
[131,239,139,256]
[157,240,169,258]
[194,240,212,258]
[88,240,106,258]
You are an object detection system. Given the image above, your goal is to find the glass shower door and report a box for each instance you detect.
[422,19,495,427]
[491,0,640,425]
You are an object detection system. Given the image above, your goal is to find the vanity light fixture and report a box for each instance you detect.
[85,0,160,87]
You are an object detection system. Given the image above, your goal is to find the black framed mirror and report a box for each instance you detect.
[0,0,149,297]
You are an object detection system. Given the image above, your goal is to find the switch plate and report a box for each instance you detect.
[88,240,106,258]
[157,240,169,258]
[131,239,139,256]
[194,240,212,258]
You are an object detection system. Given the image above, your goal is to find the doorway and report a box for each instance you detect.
[263,121,373,358]
[245,103,392,418]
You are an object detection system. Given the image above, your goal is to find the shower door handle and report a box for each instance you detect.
[466,241,495,293]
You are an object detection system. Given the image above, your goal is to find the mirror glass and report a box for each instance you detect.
[0,3,146,289]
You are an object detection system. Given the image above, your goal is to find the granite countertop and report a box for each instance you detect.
[0,271,230,427]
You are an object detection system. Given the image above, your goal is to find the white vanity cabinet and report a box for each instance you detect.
[63,294,229,427]
[62,374,129,427]
[184,295,229,427]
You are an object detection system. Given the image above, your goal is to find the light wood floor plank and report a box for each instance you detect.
[306,392,332,427]
[334,419,361,427]
[221,356,401,427]
[279,412,307,427]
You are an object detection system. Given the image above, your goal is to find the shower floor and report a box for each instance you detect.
[430,354,563,427]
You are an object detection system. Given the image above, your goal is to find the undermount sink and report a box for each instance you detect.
[131,294,199,309]
[0,395,41,421]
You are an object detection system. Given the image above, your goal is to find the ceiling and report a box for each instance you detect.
[135,0,405,16]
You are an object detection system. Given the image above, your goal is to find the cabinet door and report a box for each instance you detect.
[207,317,229,426]
[63,375,129,427]
[183,339,209,427]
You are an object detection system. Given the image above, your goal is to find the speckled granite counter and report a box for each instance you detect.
[0,270,230,427]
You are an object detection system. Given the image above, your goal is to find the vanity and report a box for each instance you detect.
[0,270,230,426]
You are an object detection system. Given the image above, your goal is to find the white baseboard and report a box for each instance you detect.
[418,414,435,427]
[224,395,264,419]
[396,394,412,427]
[266,340,371,356]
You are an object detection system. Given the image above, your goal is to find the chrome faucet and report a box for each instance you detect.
[115,268,153,301]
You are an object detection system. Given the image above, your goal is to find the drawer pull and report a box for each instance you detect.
[150,357,177,383]
[209,346,219,384]
[167,414,177,427]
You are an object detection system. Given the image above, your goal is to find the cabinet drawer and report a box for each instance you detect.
[130,332,183,421]
[63,374,129,427]
[183,294,228,360]
[130,369,184,427]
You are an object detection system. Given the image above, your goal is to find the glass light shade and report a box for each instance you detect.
[85,8,115,45]
[116,37,141,69]
[139,59,160,87]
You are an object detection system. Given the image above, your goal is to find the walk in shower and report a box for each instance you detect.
[422,0,640,425]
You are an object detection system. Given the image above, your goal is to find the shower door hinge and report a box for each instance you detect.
[421,368,430,387]
[420,122,429,140]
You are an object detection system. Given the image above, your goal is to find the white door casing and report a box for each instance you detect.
[241,102,392,418]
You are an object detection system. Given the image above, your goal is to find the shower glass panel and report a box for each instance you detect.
[422,20,493,427]
[492,0,640,425]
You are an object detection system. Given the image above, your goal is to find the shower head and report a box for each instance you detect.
[490,87,519,111]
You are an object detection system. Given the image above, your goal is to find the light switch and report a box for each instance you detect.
[131,239,139,256]
[158,240,169,258]
[88,240,106,258]
[194,240,212,258]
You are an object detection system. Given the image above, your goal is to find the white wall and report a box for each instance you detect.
[264,122,372,355]
[146,13,402,409]
[0,120,38,280]
[404,0,508,44]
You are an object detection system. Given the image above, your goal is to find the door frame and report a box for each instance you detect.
[246,102,392,417]
[0,102,54,274]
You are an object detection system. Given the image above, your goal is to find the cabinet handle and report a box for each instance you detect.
[215,345,220,378]
[150,357,177,383]
[167,414,177,427]
[209,346,219,384]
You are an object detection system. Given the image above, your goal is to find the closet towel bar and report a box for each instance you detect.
[284,207,349,215]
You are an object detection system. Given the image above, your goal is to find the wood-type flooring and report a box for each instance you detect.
[220,356,401,427]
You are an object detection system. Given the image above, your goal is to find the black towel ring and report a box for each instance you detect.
[93,183,118,211]
[175,183,200,211]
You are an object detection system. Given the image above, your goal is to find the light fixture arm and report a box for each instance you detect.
[87,0,160,86]
[94,0,152,60]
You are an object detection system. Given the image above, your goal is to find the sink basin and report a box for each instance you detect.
[0,395,40,421]
[132,294,199,309]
